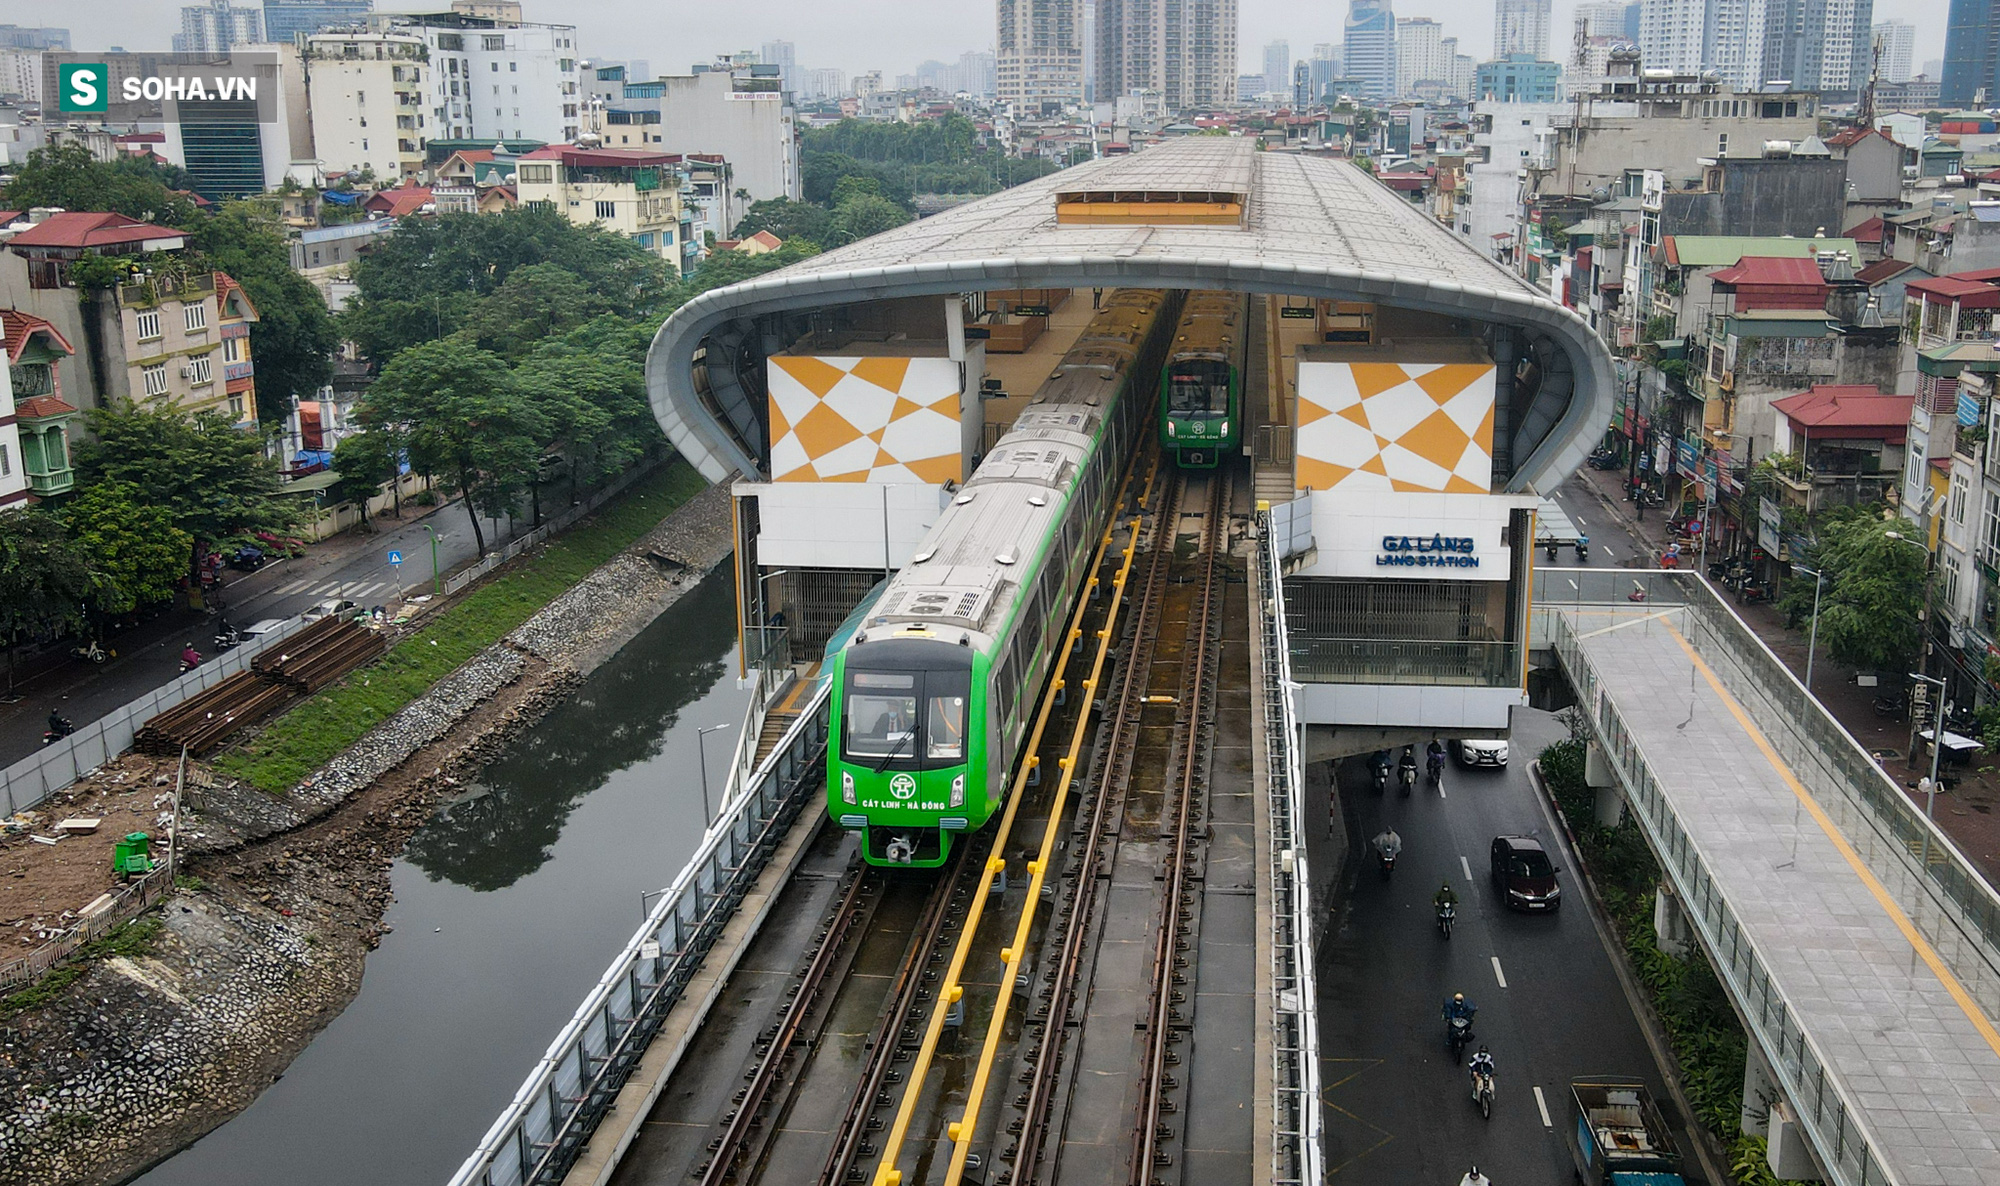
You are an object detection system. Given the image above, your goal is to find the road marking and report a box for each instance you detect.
[356,581,386,597]
[1460,855,1473,880]
[1491,956,1508,988]
[1534,1085,1553,1128]
[1437,782,1447,799]
[275,579,310,595]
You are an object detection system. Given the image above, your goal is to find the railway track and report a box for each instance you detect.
[997,468,1234,1186]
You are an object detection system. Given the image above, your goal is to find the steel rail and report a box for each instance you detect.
[696,865,880,1186]
[868,456,1156,1186]
[1132,472,1229,1185]
[1004,469,1187,1185]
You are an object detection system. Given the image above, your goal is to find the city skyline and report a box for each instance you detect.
[29,0,1950,90]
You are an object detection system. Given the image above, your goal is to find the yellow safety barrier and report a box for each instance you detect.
[869,457,1158,1186]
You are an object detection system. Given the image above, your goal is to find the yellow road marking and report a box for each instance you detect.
[1660,624,2000,1060]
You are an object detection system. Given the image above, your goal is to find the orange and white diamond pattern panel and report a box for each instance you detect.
[768,356,965,485]
[1295,361,1497,495]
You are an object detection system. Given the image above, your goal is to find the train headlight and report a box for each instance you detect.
[1220,420,1229,436]
[842,771,856,805]
[1166,421,1177,437]
[950,774,965,808]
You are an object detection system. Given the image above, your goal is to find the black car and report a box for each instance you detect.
[1490,836,1561,912]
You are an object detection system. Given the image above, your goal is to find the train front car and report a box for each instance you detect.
[1161,291,1248,468]
[829,632,979,867]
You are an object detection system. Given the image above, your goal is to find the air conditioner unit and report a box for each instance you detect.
[1720,370,1735,391]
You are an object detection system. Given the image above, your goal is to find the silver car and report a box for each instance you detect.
[1452,738,1509,768]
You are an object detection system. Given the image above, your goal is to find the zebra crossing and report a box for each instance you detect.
[268,577,400,601]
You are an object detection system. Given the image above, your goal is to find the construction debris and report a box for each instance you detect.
[135,618,386,757]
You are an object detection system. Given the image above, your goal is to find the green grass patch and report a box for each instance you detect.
[2,916,163,1018]
[216,461,710,794]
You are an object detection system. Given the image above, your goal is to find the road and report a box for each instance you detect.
[0,496,531,768]
[1317,706,1715,1186]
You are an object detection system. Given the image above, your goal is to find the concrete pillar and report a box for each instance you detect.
[1766,1099,1825,1181]
[1741,1042,1778,1138]
[1653,880,1691,960]
[1586,742,1624,827]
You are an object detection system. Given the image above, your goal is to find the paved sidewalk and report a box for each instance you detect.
[1566,466,2000,888]
[1578,615,2000,1186]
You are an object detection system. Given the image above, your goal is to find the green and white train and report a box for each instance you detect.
[826,289,1184,866]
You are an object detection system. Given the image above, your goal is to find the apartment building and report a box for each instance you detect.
[516,145,692,275]
[1096,0,1238,111]
[998,0,1084,112]
[0,309,78,499]
[1494,0,1551,59]
[595,66,799,203]
[306,26,431,178]
[1395,18,1447,94]
[114,269,261,427]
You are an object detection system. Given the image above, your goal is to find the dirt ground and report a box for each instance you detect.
[2,755,189,949]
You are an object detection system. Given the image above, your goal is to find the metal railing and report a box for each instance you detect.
[1550,606,1890,1186]
[439,457,667,597]
[1,614,318,817]
[1256,508,1324,1186]
[1287,636,1522,687]
[448,683,830,1186]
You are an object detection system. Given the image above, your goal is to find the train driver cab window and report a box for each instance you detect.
[1168,359,1230,417]
[926,679,968,761]
[846,672,917,761]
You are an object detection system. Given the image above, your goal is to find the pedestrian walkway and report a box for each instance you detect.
[1552,604,2000,1186]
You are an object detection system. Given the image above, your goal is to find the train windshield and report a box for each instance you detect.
[1168,359,1230,417]
[844,668,972,768]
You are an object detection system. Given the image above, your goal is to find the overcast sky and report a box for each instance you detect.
[23,1,1952,85]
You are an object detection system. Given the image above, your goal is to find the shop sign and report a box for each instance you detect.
[1377,533,1479,569]
[1758,496,1781,555]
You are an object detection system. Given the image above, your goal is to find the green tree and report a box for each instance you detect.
[191,202,339,423]
[0,511,93,692]
[329,428,404,525]
[361,337,546,556]
[462,262,614,360]
[1805,514,1929,674]
[74,404,295,587]
[672,240,821,306]
[0,142,197,224]
[514,335,657,508]
[825,194,912,247]
[730,198,832,246]
[59,481,193,616]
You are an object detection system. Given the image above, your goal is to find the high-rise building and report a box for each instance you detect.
[175,0,264,53]
[998,0,1084,111]
[1096,0,1239,110]
[261,0,372,45]
[1263,38,1290,91]
[1476,52,1561,101]
[1342,0,1396,101]
[1395,17,1446,92]
[1638,0,1709,75]
[0,26,69,50]
[1309,42,1341,101]
[760,39,796,90]
[963,49,999,96]
[1871,19,1913,82]
[1082,1,1097,99]
[1575,1,1640,42]
[1944,0,1998,104]
[1495,0,1552,59]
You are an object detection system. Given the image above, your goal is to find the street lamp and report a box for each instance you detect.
[1908,669,1948,868]
[1885,530,1939,774]
[420,523,444,595]
[1792,563,1826,693]
[696,722,731,823]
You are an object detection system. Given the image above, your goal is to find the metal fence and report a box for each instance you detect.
[1,614,318,817]
[1287,636,1522,687]
[1550,607,1891,1186]
[1256,508,1324,1186]
[439,458,667,598]
[449,683,830,1186]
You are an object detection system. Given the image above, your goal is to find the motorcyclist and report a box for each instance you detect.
[1425,738,1447,779]
[1372,828,1402,860]
[180,644,202,669]
[1443,992,1476,1023]
[1397,745,1417,784]
[46,710,72,736]
[1459,1166,1492,1186]
[1468,1046,1496,1095]
[1433,881,1459,912]
[1369,749,1392,781]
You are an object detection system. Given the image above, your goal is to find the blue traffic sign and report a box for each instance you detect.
[387,550,404,566]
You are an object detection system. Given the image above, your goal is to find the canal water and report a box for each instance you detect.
[136,572,749,1186]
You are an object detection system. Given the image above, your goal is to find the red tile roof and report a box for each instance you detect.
[1907,269,2000,308]
[1710,255,1827,288]
[212,271,258,320]
[363,185,434,217]
[13,395,77,419]
[1843,216,1884,241]
[1771,385,1913,439]
[1855,258,1916,285]
[5,211,186,251]
[518,144,676,168]
[0,309,73,362]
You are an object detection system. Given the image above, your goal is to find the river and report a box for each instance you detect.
[134,572,748,1186]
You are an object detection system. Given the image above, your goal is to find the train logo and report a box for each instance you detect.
[890,773,918,800]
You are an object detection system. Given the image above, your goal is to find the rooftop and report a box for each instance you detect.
[1710,255,1829,289]
[0,309,72,362]
[1661,236,1859,268]
[1770,385,1913,435]
[4,211,187,253]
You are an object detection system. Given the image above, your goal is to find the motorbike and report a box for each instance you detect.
[42,716,74,747]
[1545,539,1559,562]
[1374,834,1401,878]
[1427,751,1445,788]
[72,640,106,664]
[1399,762,1417,797]
[1587,449,1622,470]
[1371,760,1390,794]
[1446,1011,1475,1056]
[179,649,203,674]
[214,622,244,651]
[1737,581,1773,606]
[1575,539,1590,564]
[1636,488,1665,509]
[1437,900,1456,938]
[1471,1068,1496,1120]
[1873,692,1908,719]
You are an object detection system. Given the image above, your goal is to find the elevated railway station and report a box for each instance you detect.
[446,139,1997,1186]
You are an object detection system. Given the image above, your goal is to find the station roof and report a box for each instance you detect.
[647,139,1615,494]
